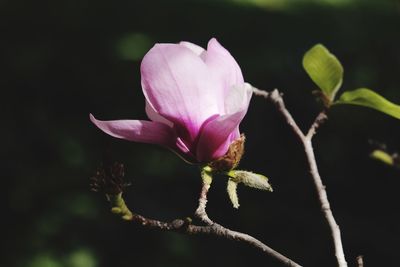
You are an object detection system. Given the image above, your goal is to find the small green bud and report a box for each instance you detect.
[111,207,122,214]
[107,193,133,220]
[122,214,133,221]
[370,149,394,166]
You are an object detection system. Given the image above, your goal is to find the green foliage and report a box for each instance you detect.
[25,249,97,267]
[304,44,400,120]
[66,249,97,267]
[303,44,344,103]
[336,88,400,119]
[370,149,394,166]
[27,254,62,267]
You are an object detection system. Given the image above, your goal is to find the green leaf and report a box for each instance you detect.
[303,44,344,101]
[228,170,273,192]
[370,149,394,166]
[336,88,400,119]
[227,179,240,209]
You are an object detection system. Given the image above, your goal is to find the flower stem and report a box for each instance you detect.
[195,166,214,225]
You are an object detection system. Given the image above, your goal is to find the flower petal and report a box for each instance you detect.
[90,114,175,147]
[179,41,205,55]
[196,83,253,162]
[224,82,253,115]
[140,43,223,142]
[201,38,244,96]
[196,113,244,162]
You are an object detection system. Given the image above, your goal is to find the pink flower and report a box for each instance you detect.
[90,38,252,164]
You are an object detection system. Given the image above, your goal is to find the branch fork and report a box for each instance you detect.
[254,86,348,267]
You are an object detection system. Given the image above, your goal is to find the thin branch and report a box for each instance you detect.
[268,89,306,141]
[356,255,364,267]
[195,174,214,225]
[306,111,328,139]
[254,86,348,267]
[252,86,270,98]
[303,139,347,267]
[98,161,301,266]
[122,179,302,267]
[125,213,301,267]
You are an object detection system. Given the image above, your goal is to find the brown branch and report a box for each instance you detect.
[194,169,214,225]
[356,255,364,267]
[98,161,301,266]
[123,179,302,267]
[268,89,307,141]
[306,111,328,139]
[126,213,301,267]
[254,86,348,267]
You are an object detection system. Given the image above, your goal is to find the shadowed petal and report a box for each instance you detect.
[141,43,223,142]
[90,114,175,147]
[201,38,244,96]
[196,112,245,162]
[196,83,252,162]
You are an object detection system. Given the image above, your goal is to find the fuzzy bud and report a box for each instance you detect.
[228,170,273,192]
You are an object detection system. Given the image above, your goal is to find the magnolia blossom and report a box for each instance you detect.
[90,38,252,163]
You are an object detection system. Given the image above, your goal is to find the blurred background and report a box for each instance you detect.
[2,0,400,266]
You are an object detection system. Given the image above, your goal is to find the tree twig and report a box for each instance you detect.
[95,160,302,267]
[356,255,364,267]
[254,87,348,267]
[123,179,302,267]
[306,111,328,139]
[126,212,303,267]
[126,215,302,267]
[194,168,214,225]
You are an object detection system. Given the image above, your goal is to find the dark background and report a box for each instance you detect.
[2,0,400,266]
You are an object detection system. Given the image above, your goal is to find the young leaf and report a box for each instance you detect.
[303,44,344,102]
[225,171,272,209]
[229,170,273,192]
[227,179,240,209]
[370,149,394,166]
[336,88,400,119]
